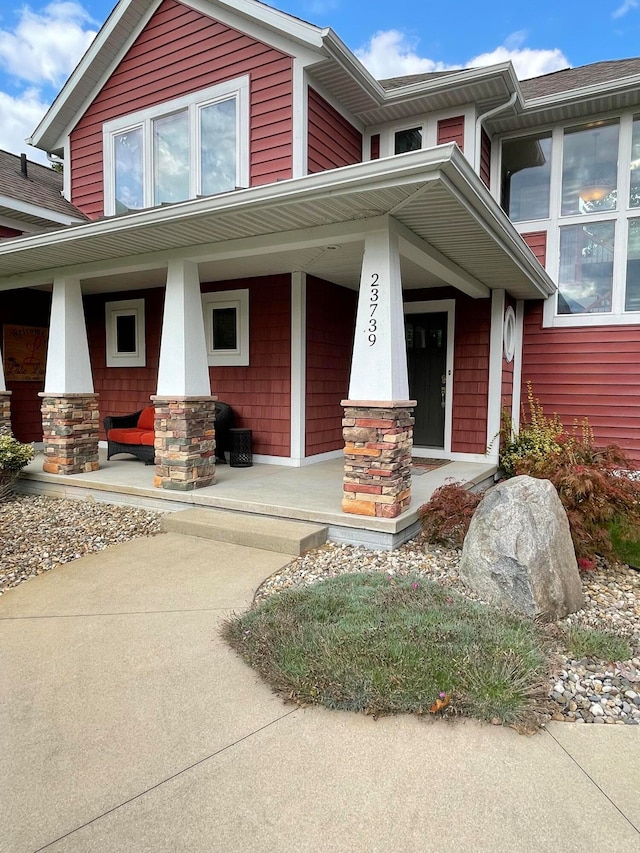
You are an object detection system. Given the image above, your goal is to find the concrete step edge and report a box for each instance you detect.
[161,508,327,556]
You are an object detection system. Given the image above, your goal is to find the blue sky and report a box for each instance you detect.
[0,0,639,162]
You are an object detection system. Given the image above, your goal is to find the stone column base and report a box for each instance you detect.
[152,396,217,491]
[0,391,12,435]
[341,400,415,519]
[40,393,100,474]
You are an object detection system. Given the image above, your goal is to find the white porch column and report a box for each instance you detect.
[486,288,506,461]
[40,276,99,474]
[342,226,415,520]
[348,227,409,401]
[153,259,217,491]
[157,259,211,396]
[0,342,10,434]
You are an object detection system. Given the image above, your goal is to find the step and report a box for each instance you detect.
[161,508,327,556]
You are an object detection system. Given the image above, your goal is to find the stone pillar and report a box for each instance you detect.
[39,393,100,474]
[152,396,217,491]
[342,401,415,518]
[0,392,12,435]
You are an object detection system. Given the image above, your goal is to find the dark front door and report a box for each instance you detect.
[406,312,448,447]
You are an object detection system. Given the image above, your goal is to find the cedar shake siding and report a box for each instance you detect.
[86,289,163,440]
[203,275,292,458]
[480,128,491,188]
[0,289,50,442]
[404,288,490,455]
[521,232,547,267]
[307,88,362,173]
[70,0,293,218]
[85,275,292,456]
[451,295,490,453]
[305,276,356,456]
[437,116,465,151]
[521,302,640,461]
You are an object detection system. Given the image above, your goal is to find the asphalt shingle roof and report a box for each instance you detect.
[0,150,86,221]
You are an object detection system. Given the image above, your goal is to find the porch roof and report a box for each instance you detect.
[0,145,555,301]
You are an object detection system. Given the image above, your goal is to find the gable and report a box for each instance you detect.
[70,0,294,218]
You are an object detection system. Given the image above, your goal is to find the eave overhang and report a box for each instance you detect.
[0,145,555,301]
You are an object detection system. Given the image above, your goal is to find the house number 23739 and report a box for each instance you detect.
[368,273,379,346]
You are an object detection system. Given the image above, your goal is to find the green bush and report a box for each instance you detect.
[0,434,35,474]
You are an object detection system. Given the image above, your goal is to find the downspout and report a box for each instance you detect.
[474,92,518,173]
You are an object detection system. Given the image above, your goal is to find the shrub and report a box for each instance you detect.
[0,434,34,474]
[499,387,640,563]
[418,482,483,549]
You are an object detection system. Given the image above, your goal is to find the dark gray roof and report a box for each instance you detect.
[380,58,640,104]
[519,57,640,99]
[0,149,86,221]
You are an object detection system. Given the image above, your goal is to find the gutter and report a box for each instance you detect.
[474,91,518,171]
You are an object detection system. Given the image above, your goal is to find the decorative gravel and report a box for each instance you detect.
[2,494,638,725]
[255,537,640,726]
[0,494,163,594]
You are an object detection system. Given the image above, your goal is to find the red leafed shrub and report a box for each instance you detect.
[500,387,640,564]
[418,482,483,549]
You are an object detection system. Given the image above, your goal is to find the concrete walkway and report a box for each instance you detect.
[1,532,638,853]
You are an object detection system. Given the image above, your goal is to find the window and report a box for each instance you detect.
[500,114,640,325]
[201,289,249,366]
[105,299,145,367]
[395,127,422,154]
[501,132,552,222]
[104,77,249,215]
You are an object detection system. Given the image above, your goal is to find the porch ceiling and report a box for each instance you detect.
[0,146,554,301]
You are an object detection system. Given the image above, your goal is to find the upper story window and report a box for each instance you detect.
[501,132,552,222]
[395,127,422,154]
[500,114,640,325]
[103,77,249,216]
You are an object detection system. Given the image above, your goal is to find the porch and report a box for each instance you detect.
[15,451,496,550]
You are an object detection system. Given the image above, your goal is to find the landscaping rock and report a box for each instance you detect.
[459,476,583,620]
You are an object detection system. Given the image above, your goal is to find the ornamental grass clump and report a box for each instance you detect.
[499,385,640,565]
[223,572,552,728]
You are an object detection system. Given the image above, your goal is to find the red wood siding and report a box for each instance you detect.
[480,128,491,188]
[0,289,50,442]
[70,0,293,218]
[203,275,291,457]
[86,289,163,439]
[0,226,22,239]
[307,88,362,173]
[452,295,490,453]
[305,276,356,456]
[404,287,490,455]
[370,134,380,160]
[522,302,640,461]
[437,116,465,151]
[521,231,547,267]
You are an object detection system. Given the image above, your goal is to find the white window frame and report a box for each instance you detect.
[103,76,250,216]
[498,111,640,328]
[202,289,249,366]
[105,298,146,367]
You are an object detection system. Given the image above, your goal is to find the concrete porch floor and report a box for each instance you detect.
[16,450,496,549]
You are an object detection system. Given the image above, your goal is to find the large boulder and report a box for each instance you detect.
[459,475,583,620]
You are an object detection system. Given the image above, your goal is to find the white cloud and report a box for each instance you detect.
[356,30,570,81]
[0,2,97,87]
[355,30,460,79]
[0,88,51,162]
[613,0,639,18]
[468,46,570,80]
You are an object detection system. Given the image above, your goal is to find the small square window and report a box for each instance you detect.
[395,127,422,154]
[105,299,146,367]
[202,289,249,366]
